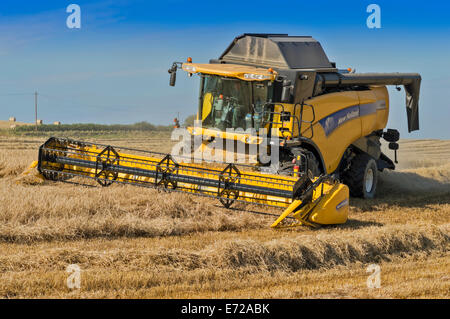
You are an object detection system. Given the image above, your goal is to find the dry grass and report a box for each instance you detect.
[0,134,449,298]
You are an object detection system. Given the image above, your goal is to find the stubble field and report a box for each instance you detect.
[0,132,449,298]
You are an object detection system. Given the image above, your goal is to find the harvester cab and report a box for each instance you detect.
[33,33,421,228]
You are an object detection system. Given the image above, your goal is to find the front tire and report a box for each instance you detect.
[342,153,378,198]
[278,148,321,177]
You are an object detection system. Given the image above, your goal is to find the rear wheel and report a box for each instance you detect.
[342,153,378,198]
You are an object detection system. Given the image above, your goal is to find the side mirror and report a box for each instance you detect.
[168,63,178,87]
[281,79,292,102]
[169,70,177,87]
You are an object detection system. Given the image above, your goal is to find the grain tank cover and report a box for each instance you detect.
[219,34,334,70]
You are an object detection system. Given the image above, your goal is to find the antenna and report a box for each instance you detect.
[35,91,38,132]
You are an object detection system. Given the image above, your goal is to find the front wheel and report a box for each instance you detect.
[342,153,378,198]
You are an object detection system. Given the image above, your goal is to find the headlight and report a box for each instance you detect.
[184,65,197,73]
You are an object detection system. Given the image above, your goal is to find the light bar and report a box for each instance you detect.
[243,73,271,80]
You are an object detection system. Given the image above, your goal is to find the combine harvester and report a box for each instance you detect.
[34,34,421,228]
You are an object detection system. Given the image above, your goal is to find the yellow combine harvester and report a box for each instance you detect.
[34,33,421,228]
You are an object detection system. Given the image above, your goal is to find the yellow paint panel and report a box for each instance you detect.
[371,86,390,130]
[309,183,349,224]
[202,92,213,121]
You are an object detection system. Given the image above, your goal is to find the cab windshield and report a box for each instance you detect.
[199,74,272,131]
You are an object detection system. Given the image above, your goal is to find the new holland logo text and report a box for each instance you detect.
[336,199,349,210]
[319,105,360,136]
[338,109,359,126]
[319,102,381,137]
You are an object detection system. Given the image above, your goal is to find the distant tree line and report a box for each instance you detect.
[14,121,174,132]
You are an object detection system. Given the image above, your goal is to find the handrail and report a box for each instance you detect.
[248,101,317,141]
[259,102,301,140]
[297,102,315,139]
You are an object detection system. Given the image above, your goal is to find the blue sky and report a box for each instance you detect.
[0,0,449,138]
